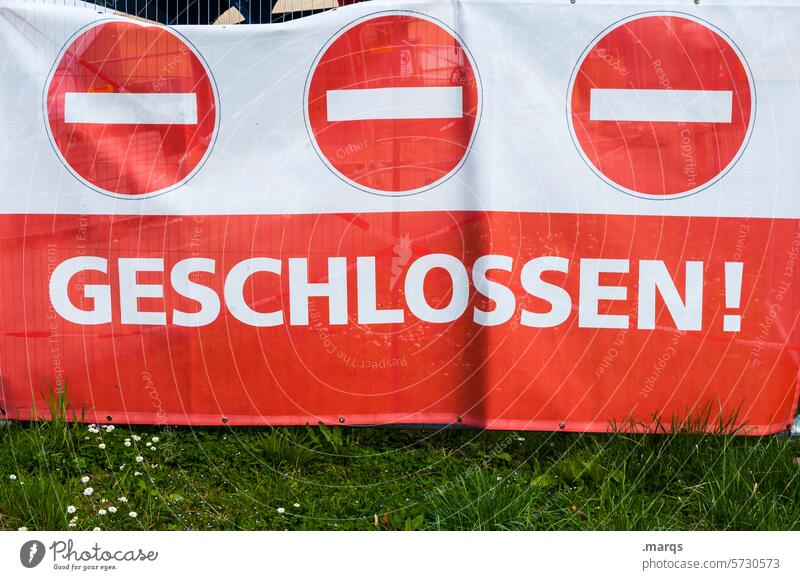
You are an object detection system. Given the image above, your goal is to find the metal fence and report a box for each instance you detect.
[28,0,365,24]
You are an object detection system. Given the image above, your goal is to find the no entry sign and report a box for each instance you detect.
[45,20,218,198]
[305,12,481,195]
[568,13,754,198]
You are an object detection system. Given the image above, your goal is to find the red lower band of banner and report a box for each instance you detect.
[1,211,798,433]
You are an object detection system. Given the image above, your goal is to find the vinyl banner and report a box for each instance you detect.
[1,0,799,433]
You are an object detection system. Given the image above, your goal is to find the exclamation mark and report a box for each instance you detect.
[723,262,743,332]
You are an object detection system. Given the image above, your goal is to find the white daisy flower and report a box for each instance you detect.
[128,511,137,518]
[150,447,157,451]
[98,443,106,450]
[68,523,76,528]
[135,456,144,463]
[145,442,152,447]
[124,441,131,447]
[18,526,28,531]
[293,503,300,508]
[108,507,117,514]
[134,472,142,476]
[276,507,285,514]
[83,487,94,496]
[118,497,128,503]
[67,506,77,514]
[93,527,101,532]
[105,425,115,432]
[132,435,141,442]
[81,476,90,484]
[151,437,159,443]
[97,509,107,516]
[9,475,16,480]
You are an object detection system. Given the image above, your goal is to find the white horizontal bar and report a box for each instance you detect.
[589,89,733,123]
[64,92,198,125]
[327,87,463,121]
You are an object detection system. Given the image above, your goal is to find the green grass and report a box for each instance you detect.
[2,411,798,531]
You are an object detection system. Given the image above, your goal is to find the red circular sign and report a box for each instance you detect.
[46,20,218,198]
[568,13,754,198]
[305,12,481,195]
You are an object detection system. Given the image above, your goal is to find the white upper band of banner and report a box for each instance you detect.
[4,1,798,219]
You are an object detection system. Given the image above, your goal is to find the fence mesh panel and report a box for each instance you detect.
[26,0,366,24]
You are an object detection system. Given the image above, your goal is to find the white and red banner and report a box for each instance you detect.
[1,0,799,433]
